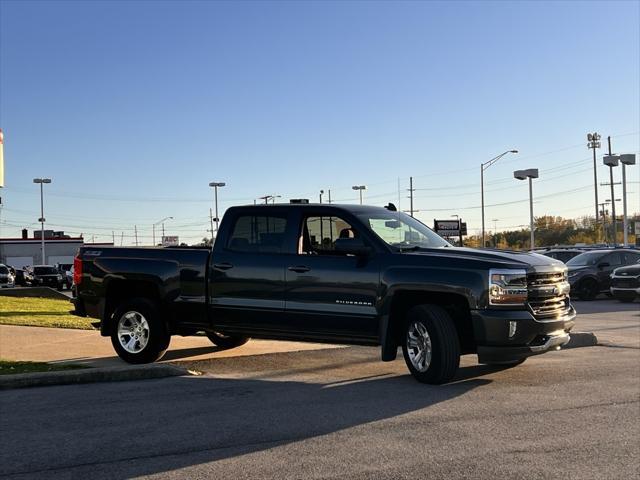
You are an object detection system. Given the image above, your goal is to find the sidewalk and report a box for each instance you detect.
[0,324,340,368]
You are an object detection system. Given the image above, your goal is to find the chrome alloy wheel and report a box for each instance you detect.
[407,320,433,372]
[117,311,150,354]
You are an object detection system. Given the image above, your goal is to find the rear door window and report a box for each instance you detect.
[227,215,288,254]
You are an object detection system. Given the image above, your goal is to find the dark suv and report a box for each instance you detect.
[28,265,65,290]
[567,249,640,300]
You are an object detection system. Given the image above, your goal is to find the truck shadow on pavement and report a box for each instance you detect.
[0,348,492,479]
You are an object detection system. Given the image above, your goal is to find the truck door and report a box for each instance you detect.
[284,211,381,340]
[209,211,296,331]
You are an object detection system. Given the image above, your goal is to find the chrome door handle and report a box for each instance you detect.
[288,265,311,273]
[213,262,234,270]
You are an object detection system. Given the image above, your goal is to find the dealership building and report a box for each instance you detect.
[0,229,88,268]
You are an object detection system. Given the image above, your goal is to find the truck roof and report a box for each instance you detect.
[230,203,394,213]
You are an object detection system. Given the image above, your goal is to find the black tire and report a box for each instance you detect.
[577,278,599,301]
[206,331,249,349]
[110,297,170,364]
[401,304,460,385]
[615,294,636,303]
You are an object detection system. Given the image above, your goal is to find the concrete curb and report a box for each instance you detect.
[0,287,69,300]
[564,332,598,349]
[0,364,193,390]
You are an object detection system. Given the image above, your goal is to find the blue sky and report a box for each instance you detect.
[1,0,638,244]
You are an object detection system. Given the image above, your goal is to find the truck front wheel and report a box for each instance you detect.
[110,298,170,364]
[206,331,249,349]
[402,304,460,384]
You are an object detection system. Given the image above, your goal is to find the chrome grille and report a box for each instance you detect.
[527,271,571,320]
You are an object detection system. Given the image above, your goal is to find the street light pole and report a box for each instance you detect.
[619,154,636,246]
[514,169,539,249]
[33,178,51,264]
[352,185,366,205]
[319,190,324,204]
[481,150,518,248]
[208,182,226,234]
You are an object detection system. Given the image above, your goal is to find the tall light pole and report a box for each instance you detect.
[481,150,518,248]
[619,154,636,246]
[153,216,173,246]
[352,185,366,204]
[33,178,51,264]
[208,182,226,234]
[587,133,601,227]
[514,168,539,249]
[319,190,324,204]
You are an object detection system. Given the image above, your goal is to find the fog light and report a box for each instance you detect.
[509,321,517,338]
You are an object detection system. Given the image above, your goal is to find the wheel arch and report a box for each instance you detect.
[102,278,163,336]
[379,288,475,361]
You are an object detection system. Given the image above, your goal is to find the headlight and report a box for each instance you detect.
[489,269,528,306]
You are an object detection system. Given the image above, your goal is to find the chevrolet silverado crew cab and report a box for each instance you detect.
[73,204,575,384]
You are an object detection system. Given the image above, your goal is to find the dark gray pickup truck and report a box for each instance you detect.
[73,203,575,384]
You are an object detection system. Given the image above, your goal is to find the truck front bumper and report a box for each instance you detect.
[472,307,576,364]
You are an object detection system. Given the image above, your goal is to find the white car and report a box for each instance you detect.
[0,264,15,288]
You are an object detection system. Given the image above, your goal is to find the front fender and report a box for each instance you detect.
[378,266,484,361]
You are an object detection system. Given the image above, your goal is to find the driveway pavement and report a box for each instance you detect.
[0,325,339,367]
[0,299,638,479]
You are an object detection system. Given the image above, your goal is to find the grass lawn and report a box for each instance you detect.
[0,297,95,330]
[0,359,87,375]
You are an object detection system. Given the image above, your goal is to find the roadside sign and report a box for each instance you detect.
[434,219,461,237]
[162,236,179,247]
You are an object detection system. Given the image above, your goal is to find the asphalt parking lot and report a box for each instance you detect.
[0,299,638,479]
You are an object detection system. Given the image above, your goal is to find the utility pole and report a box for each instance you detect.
[408,177,415,217]
[587,133,601,228]
[327,189,332,204]
[608,136,616,244]
[134,225,138,246]
[112,231,115,245]
[120,232,124,246]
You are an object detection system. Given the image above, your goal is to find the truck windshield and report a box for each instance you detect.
[356,211,451,250]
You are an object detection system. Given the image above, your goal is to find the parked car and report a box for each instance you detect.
[539,248,585,264]
[0,264,15,288]
[27,265,65,290]
[56,263,73,289]
[12,268,28,286]
[73,203,575,384]
[567,249,640,300]
[610,259,640,303]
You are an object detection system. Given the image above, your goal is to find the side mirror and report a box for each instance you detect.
[334,237,371,256]
[384,220,401,229]
[598,262,610,269]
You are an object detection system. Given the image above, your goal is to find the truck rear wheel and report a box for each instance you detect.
[401,304,460,384]
[110,298,170,364]
[206,331,249,349]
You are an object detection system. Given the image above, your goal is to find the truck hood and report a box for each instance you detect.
[403,247,565,271]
